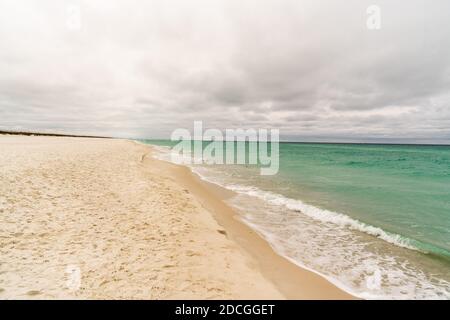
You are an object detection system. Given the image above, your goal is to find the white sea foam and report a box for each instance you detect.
[223,184,419,252]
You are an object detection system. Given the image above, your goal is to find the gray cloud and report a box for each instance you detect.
[0,0,449,143]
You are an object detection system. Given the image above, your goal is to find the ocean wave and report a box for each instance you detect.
[187,162,424,253]
[223,184,422,252]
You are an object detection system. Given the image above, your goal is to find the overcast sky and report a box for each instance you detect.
[0,0,449,143]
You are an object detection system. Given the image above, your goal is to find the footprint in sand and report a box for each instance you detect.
[217,229,227,236]
[26,290,41,296]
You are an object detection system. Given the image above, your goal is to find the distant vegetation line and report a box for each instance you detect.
[0,130,112,139]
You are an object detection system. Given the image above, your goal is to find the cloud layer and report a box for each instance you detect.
[1,0,449,143]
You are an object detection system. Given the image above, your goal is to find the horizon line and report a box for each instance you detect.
[2,130,449,147]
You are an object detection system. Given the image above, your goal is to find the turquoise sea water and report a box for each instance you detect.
[142,140,450,299]
[273,143,450,256]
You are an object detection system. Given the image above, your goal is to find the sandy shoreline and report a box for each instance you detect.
[0,135,353,299]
